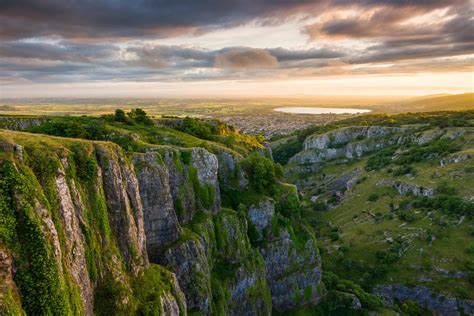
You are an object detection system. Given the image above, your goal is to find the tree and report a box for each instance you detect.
[240,152,277,193]
[114,109,127,122]
[128,108,153,125]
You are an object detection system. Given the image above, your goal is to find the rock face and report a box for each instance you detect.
[215,150,248,189]
[260,229,322,311]
[377,179,434,197]
[291,127,408,165]
[190,147,221,213]
[163,238,212,314]
[374,284,474,316]
[440,153,472,166]
[160,147,221,225]
[303,126,407,151]
[1,130,325,315]
[326,168,362,194]
[0,116,47,131]
[248,198,275,241]
[290,126,473,167]
[0,250,22,314]
[132,153,181,262]
[0,136,186,315]
[95,144,148,272]
[55,159,93,315]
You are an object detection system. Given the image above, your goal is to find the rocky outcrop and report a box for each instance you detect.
[374,284,474,316]
[1,129,324,315]
[260,229,322,311]
[303,126,407,150]
[377,179,434,197]
[160,147,220,225]
[0,250,23,314]
[163,238,212,314]
[190,147,221,213]
[215,150,248,189]
[0,116,47,131]
[248,198,275,241]
[132,153,181,262]
[440,153,472,166]
[55,159,93,315]
[326,168,362,194]
[160,274,187,316]
[95,144,148,273]
[290,126,407,165]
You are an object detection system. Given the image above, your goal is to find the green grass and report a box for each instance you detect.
[284,123,474,299]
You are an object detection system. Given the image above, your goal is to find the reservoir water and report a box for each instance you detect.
[274,107,371,114]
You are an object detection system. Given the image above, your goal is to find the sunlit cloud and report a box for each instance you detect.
[0,0,472,97]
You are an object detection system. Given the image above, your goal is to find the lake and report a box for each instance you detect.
[274,107,372,114]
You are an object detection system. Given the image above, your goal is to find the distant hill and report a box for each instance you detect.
[397,93,474,112]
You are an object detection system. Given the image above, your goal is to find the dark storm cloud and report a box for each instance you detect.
[0,0,319,40]
[0,41,115,62]
[2,0,470,40]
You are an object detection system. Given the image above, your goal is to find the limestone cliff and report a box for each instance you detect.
[0,129,323,315]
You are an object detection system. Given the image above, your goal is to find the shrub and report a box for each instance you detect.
[313,201,329,212]
[240,153,277,193]
[393,165,416,176]
[127,108,153,125]
[368,193,379,202]
[330,232,340,241]
[398,210,417,222]
[435,181,458,195]
[400,300,423,316]
[365,147,395,171]
[114,109,127,123]
[465,244,474,254]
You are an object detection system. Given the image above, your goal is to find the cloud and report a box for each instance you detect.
[214,48,278,69]
[126,45,213,68]
[0,0,319,40]
[1,0,472,88]
[0,41,115,62]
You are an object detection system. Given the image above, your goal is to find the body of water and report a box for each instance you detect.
[274,107,372,114]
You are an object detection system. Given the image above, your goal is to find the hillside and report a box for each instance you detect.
[277,111,474,315]
[2,109,473,315]
[395,93,474,112]
[0,110,322,315]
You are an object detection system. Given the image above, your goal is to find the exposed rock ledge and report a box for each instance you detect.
[374,284,474,316]
[377,179,434,197]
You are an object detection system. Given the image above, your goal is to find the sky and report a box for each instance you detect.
[0,0,473,98]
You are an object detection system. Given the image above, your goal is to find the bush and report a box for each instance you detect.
[127,108,153,125]
[412,194,473,216]
[465,244,474,254]
[133,265,183,315]
[400,300,423,316]
[114,109,128,123]
[368,193,379,202]
[330,232,340,241]
[395,138,463,165]
[393,165,416,176]
[240,152,277,193]
[398,210,417,222]
[313,201,329,212]
[365,147,395,171]
[435,181,458,195]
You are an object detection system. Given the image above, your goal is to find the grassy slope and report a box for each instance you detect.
[396,93,474,112]
[286,124,474,299]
